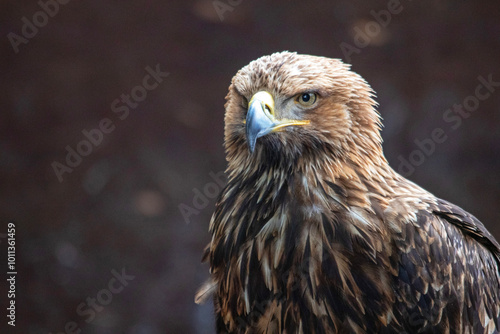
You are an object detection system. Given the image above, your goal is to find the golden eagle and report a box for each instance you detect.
[196,52,500,333]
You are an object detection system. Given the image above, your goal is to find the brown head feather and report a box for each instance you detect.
[224,52,386,179]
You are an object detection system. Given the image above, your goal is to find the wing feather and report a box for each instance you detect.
[391,197,500,333]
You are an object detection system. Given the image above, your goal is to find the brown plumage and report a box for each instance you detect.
[196,52,500,333]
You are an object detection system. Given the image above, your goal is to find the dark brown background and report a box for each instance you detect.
[1,0,499,333]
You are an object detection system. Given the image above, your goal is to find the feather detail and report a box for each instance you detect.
[194,279,216,305]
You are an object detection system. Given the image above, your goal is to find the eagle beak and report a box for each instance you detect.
[246,91,310,153]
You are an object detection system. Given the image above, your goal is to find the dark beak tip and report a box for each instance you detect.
[248,143,255,153]
[246,133,257,153]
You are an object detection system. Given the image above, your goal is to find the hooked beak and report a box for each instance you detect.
[245,91,310,153]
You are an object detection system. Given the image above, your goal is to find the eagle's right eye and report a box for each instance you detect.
[296,92,318,107]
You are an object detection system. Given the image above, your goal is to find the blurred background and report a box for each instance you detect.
[1,0,499,333]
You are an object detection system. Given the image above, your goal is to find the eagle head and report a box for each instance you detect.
[223,51,386,176]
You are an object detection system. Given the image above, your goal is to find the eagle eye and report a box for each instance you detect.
[241,96,249,109]
[296,92,318,107]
